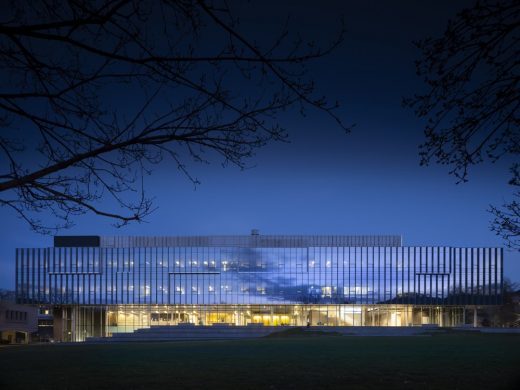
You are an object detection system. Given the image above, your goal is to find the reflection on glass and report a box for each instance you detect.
[15,238,503,341]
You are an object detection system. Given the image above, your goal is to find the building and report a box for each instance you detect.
[15,233,503,341]
[0,290,38,344]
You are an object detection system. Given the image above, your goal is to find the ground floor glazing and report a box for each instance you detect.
[53,304,484,341]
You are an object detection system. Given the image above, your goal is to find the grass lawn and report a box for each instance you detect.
[0,333,519,389]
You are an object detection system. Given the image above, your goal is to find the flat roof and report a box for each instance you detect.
[54,234,403,248]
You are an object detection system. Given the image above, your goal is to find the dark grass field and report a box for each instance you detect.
[0,333,519,390]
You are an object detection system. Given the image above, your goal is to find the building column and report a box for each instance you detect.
[53,307,63,341]
[473,307,478,328]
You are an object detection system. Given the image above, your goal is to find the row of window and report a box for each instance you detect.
[18,247,498,274]
[4,310,28,322]
[16,246,502,305]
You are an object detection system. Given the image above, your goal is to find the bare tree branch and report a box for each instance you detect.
[0,0,346,233]
[405,0,520,247]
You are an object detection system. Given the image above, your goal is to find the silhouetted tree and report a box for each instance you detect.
[0,0,346,233]
[480,278,520,327]
[405,0,520,247]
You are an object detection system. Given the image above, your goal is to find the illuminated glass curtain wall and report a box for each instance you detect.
[16,246,503,306]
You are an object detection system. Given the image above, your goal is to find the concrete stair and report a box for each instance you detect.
[87,323,289,342]
[85,324,454,343]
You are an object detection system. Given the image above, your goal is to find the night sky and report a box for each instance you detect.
[1,0,518,288]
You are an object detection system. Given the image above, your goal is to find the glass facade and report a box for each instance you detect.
[15,235,503,341]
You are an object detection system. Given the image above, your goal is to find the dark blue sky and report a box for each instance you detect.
[1,0,518,288]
